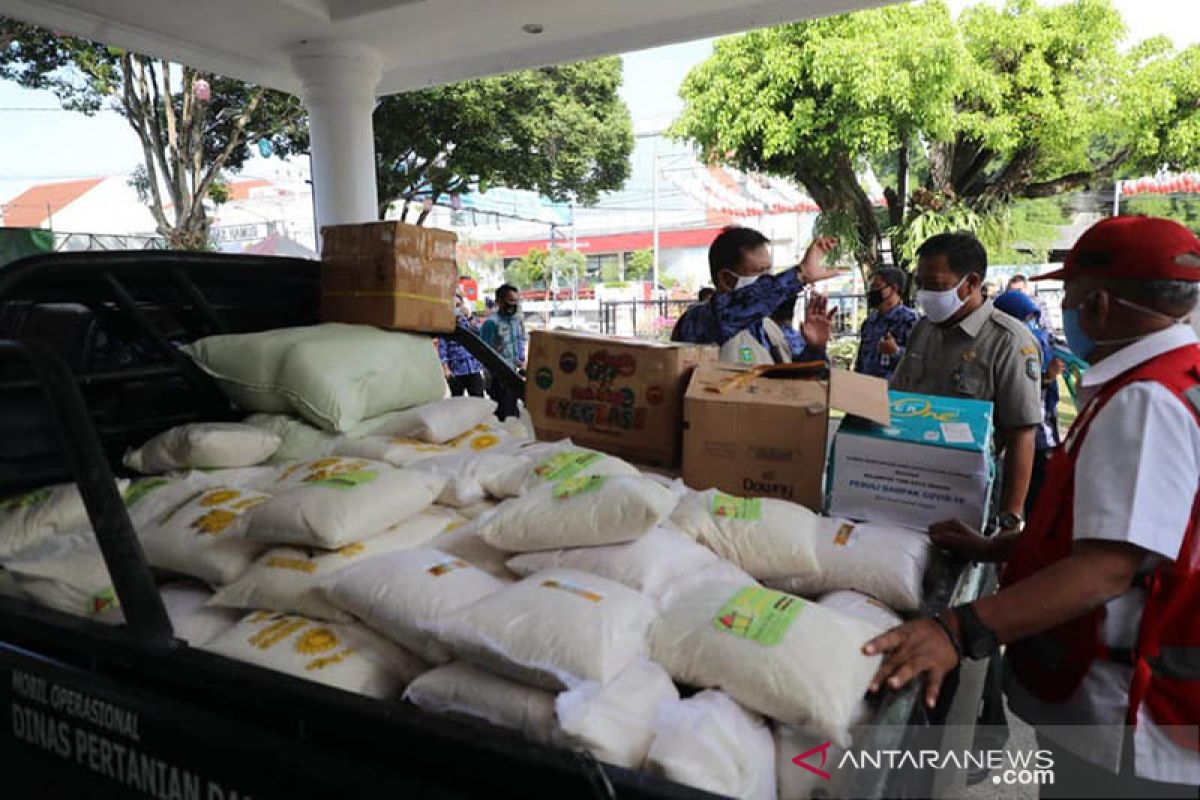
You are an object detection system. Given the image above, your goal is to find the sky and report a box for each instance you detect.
[1,0,1198,203]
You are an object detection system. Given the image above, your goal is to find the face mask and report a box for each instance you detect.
[917,276,968,324]
[1112,296,1191,326]
[867,288,885,308]
[724,270,761,291]
[501,303,520,316]
[1062,308,1093,362]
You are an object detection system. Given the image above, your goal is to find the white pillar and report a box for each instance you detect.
[290,40,382,238]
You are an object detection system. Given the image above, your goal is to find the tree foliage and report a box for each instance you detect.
[504,247,585,290]
[625,249,654,281]
[375,58,633,222]
[673,0,1200,275]
[0,19,306,249]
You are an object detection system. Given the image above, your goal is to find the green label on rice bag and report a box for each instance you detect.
[123,477,171,507]
[312,470,378,491]
[553,474,608,500]
[0,487,52,513]
[90,587,120,615]
[710,492,762,521]
[534,450,604,482]
[713,586,803,647]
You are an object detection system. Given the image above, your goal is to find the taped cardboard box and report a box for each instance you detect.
[827,391,995,531]
[525,331,715,468]
[320,221,457,332]
[681,363,890,512]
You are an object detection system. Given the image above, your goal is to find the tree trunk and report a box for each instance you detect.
[795,153,882,283]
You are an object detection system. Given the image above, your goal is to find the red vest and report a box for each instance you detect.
[1003,343,1200,745]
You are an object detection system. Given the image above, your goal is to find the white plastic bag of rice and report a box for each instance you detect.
[203,610,428,698]
[137,485,269,585]
[158,582,242,646]
[209,509,461,621]
[556,659,679,769]
[819,590,904,632]
[123,474,216,529]
[477,475,677,553]
[645,690,776,800]
[348,397,498,444]
[123,422,281,473]
[327,547,508,663]
[243,413,341,462]
[410,449,520,508]
[766,519,929,612]
[184,324,446,432]
[332,434,454,468]
[427,520,516,581]
[669,489,820,581]
[650,580,881,746]
[403,661,560,746]
[248,457,445,548]
[656,559,759,611]
[774,693,876,800]
[452,499,499,521]
[5,533,120,618]
[506,527,717,601]
[0,479,128,559]
[437,568,657,690]
[479,442,639,499]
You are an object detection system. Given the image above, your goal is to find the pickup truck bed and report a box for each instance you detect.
[0,251,986,799]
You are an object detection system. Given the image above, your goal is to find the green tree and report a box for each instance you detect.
[673,0,1200,276]
[625,249,654,281]
[375,58,634,222]
[0,19,306,249]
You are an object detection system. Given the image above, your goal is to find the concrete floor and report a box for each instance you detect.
[962,701,1038,800]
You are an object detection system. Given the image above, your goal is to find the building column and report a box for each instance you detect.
[289,40,382,238]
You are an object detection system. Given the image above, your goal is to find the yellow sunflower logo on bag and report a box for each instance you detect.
[469,434,500,451]
[199,489,241,507]
[192,509,238,535]
[295,627,339,655]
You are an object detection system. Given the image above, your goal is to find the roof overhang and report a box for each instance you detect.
[1,0,896,95]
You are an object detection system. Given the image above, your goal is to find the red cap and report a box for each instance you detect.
[1034,216,1200,282]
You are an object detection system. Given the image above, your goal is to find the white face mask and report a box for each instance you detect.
[726,271,761,291]
[917,276,968,324]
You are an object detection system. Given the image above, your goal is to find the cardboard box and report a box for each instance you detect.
[827,391,996,531]
[681,363,890,512]
[320,221,458,332]
[526,330,715,467]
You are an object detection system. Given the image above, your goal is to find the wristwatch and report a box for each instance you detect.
[996,511,1023,532]
[951,604,1000,660]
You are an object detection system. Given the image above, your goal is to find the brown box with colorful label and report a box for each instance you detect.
[526,330,715,468]
[682,362,890,512]
[320,221,458,332]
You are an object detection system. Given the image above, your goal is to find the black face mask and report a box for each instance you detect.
[501,303,520,316]
[867,288,886,307]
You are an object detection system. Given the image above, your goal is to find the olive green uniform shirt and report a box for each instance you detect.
[890,301,1044,431]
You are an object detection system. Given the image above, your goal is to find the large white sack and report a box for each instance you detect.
[5,533,119,618]
[437,568,658,690]
[645,690,776,800]
[123,422,281,473]
[243,413,341,462]
[766,519,929,612]
[506,527,717,601]
[248,457,445,548]
[452,499,499,521]
[403,661,560,746]
[556,660,680,770]
[137,485,269,585]
[203,610,428,698]
[210,509,461,621]
[819,590,904,632]
[410,449,521,508]
[123,474,217,529]
[479,441,639,499]
[0,480,127,559]
[332,435,455,468]
[669,489,820,581]
[650,581,881,746]
[656,559,759,612]
[477,475,677,553]
[184,324,446,432]
[327,547,508,663]
[158,582,242,646]
[774,694,876,800]
[427,521,517,581]
[348,397,498,444]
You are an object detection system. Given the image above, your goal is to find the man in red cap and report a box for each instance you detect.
[864,216,1200,797]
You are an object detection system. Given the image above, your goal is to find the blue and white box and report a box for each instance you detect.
[827,391,996,531]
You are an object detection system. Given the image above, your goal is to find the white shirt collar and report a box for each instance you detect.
[1081,325,1199,389]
